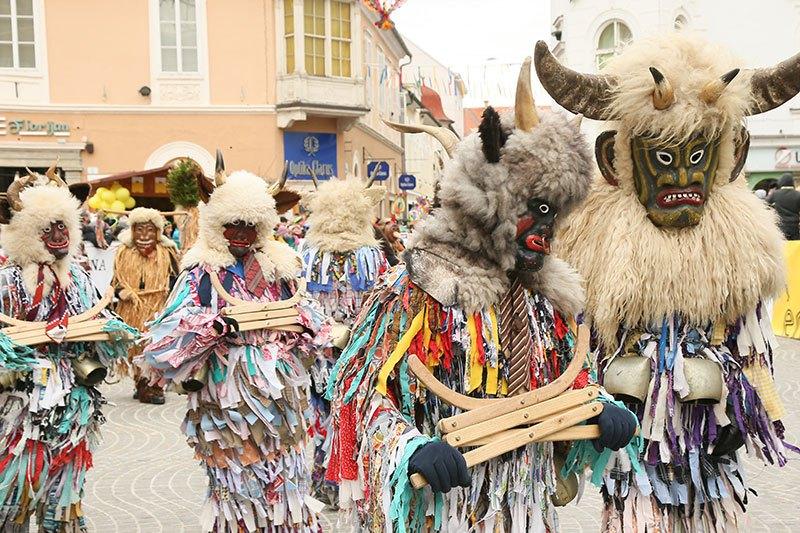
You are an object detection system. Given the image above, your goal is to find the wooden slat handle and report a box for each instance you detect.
[0,288,113,328]
[443,387,599,447]
[410,401,603,490]
[437,324,591,434]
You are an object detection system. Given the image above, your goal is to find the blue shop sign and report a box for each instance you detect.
[366,160,390,181]
[284,132,337,180]
[398,174,416,190]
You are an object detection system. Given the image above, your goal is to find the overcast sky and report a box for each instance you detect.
[392,0,551,107]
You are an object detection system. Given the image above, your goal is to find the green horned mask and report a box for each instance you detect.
[594,129,750,229]
[630,133,719,228]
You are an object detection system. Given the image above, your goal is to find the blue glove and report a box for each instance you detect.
[593,403,637,451]
[408,440,471,493]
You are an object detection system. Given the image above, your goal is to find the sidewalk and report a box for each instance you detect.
[69,336,800,532]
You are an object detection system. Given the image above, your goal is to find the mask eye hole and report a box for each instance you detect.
[538,203,550,214]
[655,151,673,166]
[57,223,65,230]
[689,149,705,165]
[42,227,51,233]
[245,222,255,229]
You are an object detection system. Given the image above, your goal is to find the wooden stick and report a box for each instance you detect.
[232,316,303,332]
[464,424,602,447]
[223,307,300,323]
[436,324,591,434]
[443,387,599,447]
[7,320,110,344]
[103,209,190,217]
[209,269,306,310]
[0,288,113,328]
[410,402,603,489]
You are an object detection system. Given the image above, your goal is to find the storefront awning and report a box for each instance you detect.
[88,165,173,198]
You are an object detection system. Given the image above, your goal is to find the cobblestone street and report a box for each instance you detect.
[66,337,800,532]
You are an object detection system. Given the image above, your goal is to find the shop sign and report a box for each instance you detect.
[398,174,416,190]
[0,117,70,137]
[366,161,390,181]
[284,132,337,180]
[775,147,800,169]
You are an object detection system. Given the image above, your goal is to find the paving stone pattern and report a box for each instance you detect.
[33,338,800,532]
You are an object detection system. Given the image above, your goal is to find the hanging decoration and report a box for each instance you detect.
[87,181,136,212]
[362,0,407,30]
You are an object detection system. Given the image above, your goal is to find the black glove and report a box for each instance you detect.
[593,403,637,452]
[213,316,240,338]
[408,441,471,493]
[711,423,745,457]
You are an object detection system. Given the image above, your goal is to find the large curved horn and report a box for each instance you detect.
[5,176,31,212]
[214,149,227,186]
[46,158,68,188]
[277,161,289,190]
[382,118,459,157]
[649,67,675,110]
[534,40,615,120]
[365,162,382,188]
[307,165,319,190]
[515,56,539,131]
[748,50,800,115]
[700,69,739,105]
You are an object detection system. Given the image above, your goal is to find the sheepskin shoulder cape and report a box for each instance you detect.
[557,178,785,346]
[181,238,300,283]
[407,246,585,318]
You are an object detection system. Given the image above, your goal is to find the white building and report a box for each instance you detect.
[549,0,800,188]
[396,37,465,202]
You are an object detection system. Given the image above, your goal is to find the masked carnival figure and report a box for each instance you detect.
[0,165,137,532]
[298,172,388,501]
[535,35,800,531]
[325,60,639,532]
[112,207,179,404]
[140,154,331,533]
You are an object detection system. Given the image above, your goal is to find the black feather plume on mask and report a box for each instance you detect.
[479,106,507,163]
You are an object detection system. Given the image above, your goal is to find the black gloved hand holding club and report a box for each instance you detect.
[213,316,240,338]
[593,403,637,451]
[408,440,471,493]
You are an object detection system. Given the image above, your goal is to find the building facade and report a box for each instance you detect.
[549,0,800,188]
[398,38,465,203]
[0,0,410,203]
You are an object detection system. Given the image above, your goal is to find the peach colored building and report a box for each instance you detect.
[0,0,409,208]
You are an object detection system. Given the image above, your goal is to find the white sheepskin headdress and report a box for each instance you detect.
[303,177,383,252]
[0,177,82,290]
[181,170,298,281]
[118,207,175,249]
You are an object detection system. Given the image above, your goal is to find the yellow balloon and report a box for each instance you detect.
[115,187,130,201]
[100,201,113,211]
[111,182,121,191]
[124,197,136,209]
[110,200,126,212]
[96,187,109,196]
[101,190,116,203]
[88,196,101,210]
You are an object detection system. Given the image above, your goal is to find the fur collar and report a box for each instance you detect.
[406,246,584,316]
[182,238,299,283]
[557,178,785,348]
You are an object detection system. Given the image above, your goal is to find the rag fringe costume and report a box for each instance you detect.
[0,172,135,532]
[536,35,800,531]
[299,177,388,498]
[141,169,331,532]
[112,208,179,400]
[326,62,640,532]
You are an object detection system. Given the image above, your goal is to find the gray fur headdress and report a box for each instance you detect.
[393,58,594,313]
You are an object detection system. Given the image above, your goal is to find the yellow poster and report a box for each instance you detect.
[772,240,800,339]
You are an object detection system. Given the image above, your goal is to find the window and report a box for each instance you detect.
[284,0,295,73]
[596,20,632,69]
[378,48,386,112]
[330,0,351,77]
[674,14,688,30]
[304,0,325,75]
[0,0,36,69]
[365,34,373,104]
[159,0,198,73]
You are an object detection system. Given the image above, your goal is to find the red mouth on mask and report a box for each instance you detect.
[525,234,550,254]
